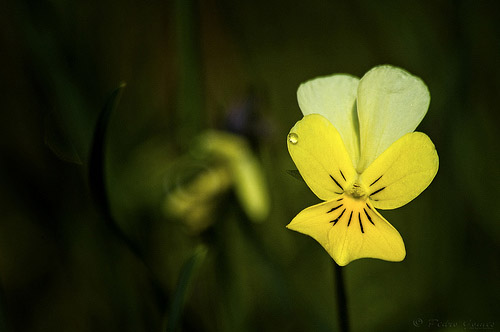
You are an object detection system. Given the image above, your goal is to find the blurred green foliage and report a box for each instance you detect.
[0,0,499,331]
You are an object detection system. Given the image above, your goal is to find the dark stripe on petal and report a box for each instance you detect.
[364,208,375,225]
[358,212,364,233]
[329,175,344,191]
[340,169,346,181]
[369,175,383,187]
[347,211,353,227]
[370,186,386,196]
[327,204,343,213]
[330,209,346,225]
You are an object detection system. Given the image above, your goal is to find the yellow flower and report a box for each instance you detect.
[164,130,270,233]
[286,65,439,266]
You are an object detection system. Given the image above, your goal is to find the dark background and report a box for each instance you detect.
[0,0,499,331]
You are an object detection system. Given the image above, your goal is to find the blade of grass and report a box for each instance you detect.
[166,245,208,332]
[88,82,126,216]
[88,82,169,312]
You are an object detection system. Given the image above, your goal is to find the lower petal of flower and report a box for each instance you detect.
[287,196,405,266]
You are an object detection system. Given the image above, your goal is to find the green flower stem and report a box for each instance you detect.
[334,263,350,332]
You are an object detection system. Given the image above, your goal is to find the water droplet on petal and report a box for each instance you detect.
[288,133,298,144]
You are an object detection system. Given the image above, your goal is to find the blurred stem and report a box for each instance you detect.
[334,263,349,332]
[0,281,8,332]
[175,0,203,148]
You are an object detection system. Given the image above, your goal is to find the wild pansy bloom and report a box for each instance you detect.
[287,65,438,266]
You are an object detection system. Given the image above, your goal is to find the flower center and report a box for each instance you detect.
[345,181,368,200]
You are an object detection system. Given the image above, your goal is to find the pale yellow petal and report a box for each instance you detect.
[357,65,430,172]
[297,74,360,165]
[287,114,356,201]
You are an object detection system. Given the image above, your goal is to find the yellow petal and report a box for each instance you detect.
[297,74,361,165]
[288,114,356,201]
[360,132,439,210]
[357,65,430,172]
[287,196,406,266]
